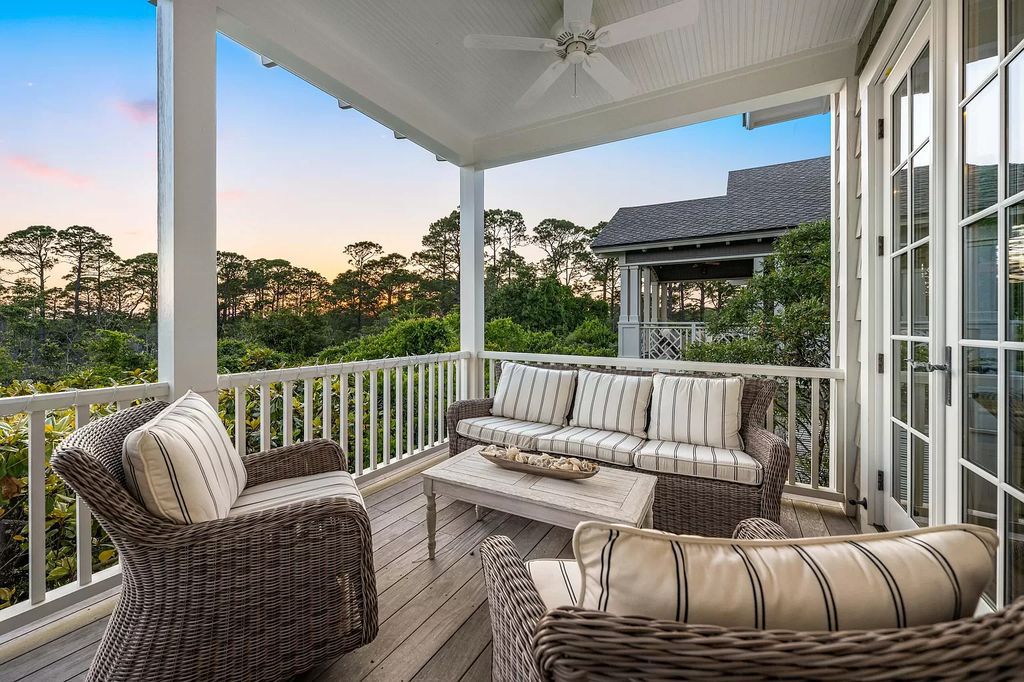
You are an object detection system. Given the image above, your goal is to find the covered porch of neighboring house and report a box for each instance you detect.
[595,155,833,360]
[7,0,1024,678]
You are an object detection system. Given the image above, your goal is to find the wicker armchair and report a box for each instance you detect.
[50,401,378,682]
[447,366,788,537]
[480,519,1024,682]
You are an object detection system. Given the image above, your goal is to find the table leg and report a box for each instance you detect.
[643,502,654,529]
[425,481,436,560]
[475,504,485,521]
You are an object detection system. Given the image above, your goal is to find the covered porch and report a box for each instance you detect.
[8,0,1023,678]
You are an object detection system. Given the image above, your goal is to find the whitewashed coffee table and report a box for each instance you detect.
[422,445,657,559]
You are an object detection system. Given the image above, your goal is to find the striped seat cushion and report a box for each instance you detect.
[535,427,644,466]
[573,521,999,631]
[570,369,653,437]
[229,471,363,516]
[648,374,744,449]
[526,559,581,609]
[123,390,247,524]
[456,416,563,450]
[635,440,763,485]
[491,362,577,426]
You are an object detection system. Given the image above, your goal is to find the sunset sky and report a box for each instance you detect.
[1,1,831,277]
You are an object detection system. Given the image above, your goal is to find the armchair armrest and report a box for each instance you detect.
[742,424,789,522]
[733,517,790,540]
[480,536,546,682]
[241,438,347,487]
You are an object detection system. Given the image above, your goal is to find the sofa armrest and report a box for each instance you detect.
[733,517,790,540]
[446,398,495,454]
[742,425,789,523]
[242,439,347,487]
[480,536,546,682]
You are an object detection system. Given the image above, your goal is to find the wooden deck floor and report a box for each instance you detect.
[0,473,862,682]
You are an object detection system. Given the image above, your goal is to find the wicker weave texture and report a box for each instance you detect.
[51,402,377,682]
[448,367,788,537]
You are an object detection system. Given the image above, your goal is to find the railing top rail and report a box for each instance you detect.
[217,350,471,389]
[637,321,706,328]
[479,351,844,380]
[0,382,172,417]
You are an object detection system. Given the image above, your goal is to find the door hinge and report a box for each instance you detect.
[877,235,885,256]
[877,118,884,139]
[877,470,884,492]
[876,353,884,373]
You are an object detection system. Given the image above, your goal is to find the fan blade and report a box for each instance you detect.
[464,34,559,51]
[595,0,699,47]
[563,0,594,34]
[582,53,636,100]
[515,59,570,109]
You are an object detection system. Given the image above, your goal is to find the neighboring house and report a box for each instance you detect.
[592,156,831,358]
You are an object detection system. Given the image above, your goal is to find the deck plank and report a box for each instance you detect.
[1,472,862,682]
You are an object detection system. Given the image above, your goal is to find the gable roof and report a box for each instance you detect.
[591,156,831,250]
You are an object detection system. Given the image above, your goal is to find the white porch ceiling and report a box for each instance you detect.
[215,0,871,167]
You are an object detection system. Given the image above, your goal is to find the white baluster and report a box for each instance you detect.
[355,371,364,476]
[396,366,404,458]
[303,378,313,442]
[383,367,392,467]
[339,372,348,460]
[28,410,45,604]
[282,380,293,446]
[428,361,436,447]
[259,383,271,452]
[418,363,425,451]
[810,378,821,489]
[74,404,92,587]
[406,363,414,456]
[322,375,333,442]
[234,386,246,455]
[369,369,377,472]
[787,377,798,485]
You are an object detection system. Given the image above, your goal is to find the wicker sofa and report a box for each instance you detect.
[50,401,378,682]
[446,364,788,536]
[482,518,1024,681]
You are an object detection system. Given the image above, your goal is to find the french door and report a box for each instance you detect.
[883,17,940,531]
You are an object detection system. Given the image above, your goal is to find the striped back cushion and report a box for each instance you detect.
[570,369,653,437]
[123,390,247,524]
[491,362,577,426]
[573,521,998,631]
[648,373,744,449]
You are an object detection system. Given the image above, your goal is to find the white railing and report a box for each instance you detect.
[637,321,752,361]
[217,351,469,481]
[479,351,846,501]
[0,348,845,634]
[0,381,171,634]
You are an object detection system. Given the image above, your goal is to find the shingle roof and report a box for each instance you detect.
[591,156,831,249]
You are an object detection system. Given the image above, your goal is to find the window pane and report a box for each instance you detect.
[964,78,999,217]
[911,436,929,526]
[912,244,929,336]
[964,347,999,474]
[912,342,930,435]
[963,468,997,604]
[1009,350,1024,491]
[893,77,909,168]
[964,0,998,95]
[1010,54,1024,197]
[893,425,908,510]
[1011,0,1024,53]
[895,341,909,423]
[964,216,999,339]
[912,143,931,241]
[894,165,909,247]
[1007,494,1024,602]
[1012,204,1024,341]
[895,252,909,333]
[911,48,931,148]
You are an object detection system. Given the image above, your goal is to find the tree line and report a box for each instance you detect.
[0,209,621,384]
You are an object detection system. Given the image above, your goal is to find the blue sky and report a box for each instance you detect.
[0,1,830,276]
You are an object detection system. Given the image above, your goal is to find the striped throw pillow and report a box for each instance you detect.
[570,370,653,437]
[648,374,744,449]
[123,390,247,524]
[491,362,577,426]
[573,521,998,631]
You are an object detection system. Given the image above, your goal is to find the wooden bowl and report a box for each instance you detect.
[478,451,599,480]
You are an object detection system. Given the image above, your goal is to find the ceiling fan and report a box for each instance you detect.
[464,0,699,109]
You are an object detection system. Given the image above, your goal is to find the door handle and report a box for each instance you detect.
[907,347,953,407]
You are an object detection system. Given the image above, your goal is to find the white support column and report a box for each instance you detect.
[659,282,669,320]
[459,167,485,399]
[157,0,219,402]
[618,263,641,357]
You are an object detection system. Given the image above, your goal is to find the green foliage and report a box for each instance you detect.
[216,338,289,373]
[687,220,831,368]
[85,330,154,375]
